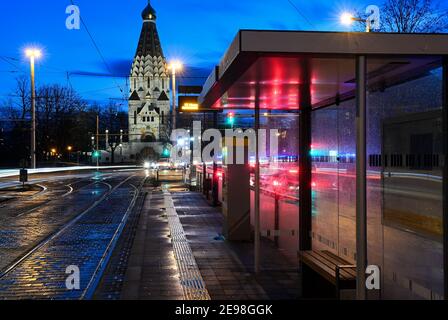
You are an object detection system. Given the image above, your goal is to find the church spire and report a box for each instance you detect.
[135,0,164,58]
[142,0,157,22]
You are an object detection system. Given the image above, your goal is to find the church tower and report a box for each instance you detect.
[128,1,170,143]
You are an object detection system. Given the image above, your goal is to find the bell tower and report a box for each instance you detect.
[128,0,170,143]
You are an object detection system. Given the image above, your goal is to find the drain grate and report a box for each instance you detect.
[164,192,210,301]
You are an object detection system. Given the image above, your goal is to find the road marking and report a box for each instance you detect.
[62,185,74,198]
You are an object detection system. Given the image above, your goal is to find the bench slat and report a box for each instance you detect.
[300,251,356,282]
[302,251,354,281]
[301,253,340,284]
[313,251,356,278]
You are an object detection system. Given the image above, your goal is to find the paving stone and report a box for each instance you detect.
[0,174,145,300]
[171,192,302,300]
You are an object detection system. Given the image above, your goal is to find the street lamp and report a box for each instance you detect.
[340,12,372,32]
[25,48,42,169]
[168,60,183,131]
[67,146,73,162]
[105,129,109,150]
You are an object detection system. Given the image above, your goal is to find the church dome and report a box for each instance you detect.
[142,1,156,21]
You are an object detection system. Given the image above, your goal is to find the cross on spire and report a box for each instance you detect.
[142,0,157,21]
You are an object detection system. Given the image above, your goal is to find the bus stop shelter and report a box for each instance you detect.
[199,30,448,300]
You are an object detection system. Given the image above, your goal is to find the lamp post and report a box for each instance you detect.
[105,130,109,150]
[120,130,123,163]
[67,146,73,162]
[96,115,99,168]
[25,48,42,169]
[168,60,183,132]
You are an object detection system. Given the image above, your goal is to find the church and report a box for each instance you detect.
[103,1,172,163]
[128,1,171,144]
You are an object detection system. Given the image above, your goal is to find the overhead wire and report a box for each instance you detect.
[286,0,317,29]
[70,0,126,97]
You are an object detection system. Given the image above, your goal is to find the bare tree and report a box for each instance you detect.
[107,136,120,164]
[13,76,30,120]
[381,0,448,32]
[353,0,448,33]
[1,79,128,166]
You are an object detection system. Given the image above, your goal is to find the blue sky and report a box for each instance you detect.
[0,0,372,105]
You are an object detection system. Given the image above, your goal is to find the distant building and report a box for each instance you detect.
[100,1,171,164]
[128,0,171,143]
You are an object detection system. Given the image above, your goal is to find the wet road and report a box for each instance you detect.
[0,169,146,299]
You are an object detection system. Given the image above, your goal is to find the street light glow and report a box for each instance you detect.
[25,48,42,59]
[168,60,183,72]
[340,12,355,26]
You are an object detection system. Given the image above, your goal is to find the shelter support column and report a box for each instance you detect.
[299,60,312,251]
[356,55,367,300]
[212,112,219,206]
[254,82,261,274]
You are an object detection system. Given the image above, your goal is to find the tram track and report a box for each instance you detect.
[0,173,126,272]
[0,175,126,279]
[12,179,101,219]
[0,173,116,219]
[81,179,144,299]
[0,172,146,300]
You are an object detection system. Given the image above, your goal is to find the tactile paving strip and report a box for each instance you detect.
[164,191,210,300]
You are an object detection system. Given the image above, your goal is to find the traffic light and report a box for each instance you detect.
[227,112,235,126]
[92,151,100,158]
[162,148,170,157]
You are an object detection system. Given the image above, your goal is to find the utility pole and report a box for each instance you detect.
[96,115,99,168]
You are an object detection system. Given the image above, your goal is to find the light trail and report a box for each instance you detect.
[0,165,139,179]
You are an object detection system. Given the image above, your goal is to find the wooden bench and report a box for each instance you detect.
[299,250,356,299]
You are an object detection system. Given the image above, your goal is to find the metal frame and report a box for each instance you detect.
[356,55,367,300]
[200,31,448,108]
[299,59,313,251]
[198,30,448,297]
[254,81,261,274]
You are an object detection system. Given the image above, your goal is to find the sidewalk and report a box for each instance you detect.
[118,185,301,300]
[120,188,185,300]
[171,191,301,300]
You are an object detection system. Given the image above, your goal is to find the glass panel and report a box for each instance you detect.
[309,57,357,281]
[311,107,339,255]
[337,99,357,263]
[252,111,300,265]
